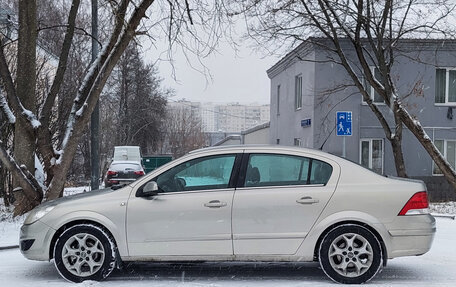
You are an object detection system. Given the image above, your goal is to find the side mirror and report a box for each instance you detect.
[137,181,159,197]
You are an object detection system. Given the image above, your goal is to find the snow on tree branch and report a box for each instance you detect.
[0,89,16,124]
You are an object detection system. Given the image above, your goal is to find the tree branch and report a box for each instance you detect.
[0,141,42,206]
[37,24,102,47]
[49,0,155,200]
[0,89,15,123]
[0,42,18,111]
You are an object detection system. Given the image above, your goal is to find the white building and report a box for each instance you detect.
[217,103,270,133]
[200,102,217,132]
[168,100,270,133]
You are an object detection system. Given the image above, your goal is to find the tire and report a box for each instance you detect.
[318,224,383,284]
[53,224,117,283]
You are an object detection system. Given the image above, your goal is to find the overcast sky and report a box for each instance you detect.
[143,38,280,105]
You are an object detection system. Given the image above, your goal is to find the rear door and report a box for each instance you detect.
[232,152,338,255]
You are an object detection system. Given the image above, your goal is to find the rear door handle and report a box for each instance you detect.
[204,200,227,208]
[296,196,319,204]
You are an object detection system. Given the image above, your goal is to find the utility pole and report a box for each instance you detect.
[90,0,100,190]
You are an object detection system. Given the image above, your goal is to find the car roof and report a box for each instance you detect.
[189,144,341,161]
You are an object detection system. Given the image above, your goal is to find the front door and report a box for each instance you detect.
[232,153,337,255]
[127,154,239,257]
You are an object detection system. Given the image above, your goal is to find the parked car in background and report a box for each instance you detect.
[104,161,144,187]
[20,145,435,284]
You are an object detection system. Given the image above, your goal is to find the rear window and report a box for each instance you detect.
[110,163,141,171]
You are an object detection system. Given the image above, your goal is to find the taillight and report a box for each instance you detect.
[107,170,117,176]
[134,170,144,176]
[398,192,429,216]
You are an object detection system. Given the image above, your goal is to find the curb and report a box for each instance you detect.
[0,245,19,250]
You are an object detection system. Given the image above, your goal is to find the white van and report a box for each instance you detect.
[113,146,142,163]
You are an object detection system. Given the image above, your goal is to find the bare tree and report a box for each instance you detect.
[0,0,231,216]
[232,0,456,189]
[100,41,168,165]
[163,106,207,158]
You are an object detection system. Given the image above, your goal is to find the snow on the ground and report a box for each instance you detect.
[0,186,90,246]
[0,219,21,246]
[429,201,456,215]
[0,218,454,286]
[63,185,92,196]
[0,203,23,246]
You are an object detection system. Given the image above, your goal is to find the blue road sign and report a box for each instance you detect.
[336,111,352,136]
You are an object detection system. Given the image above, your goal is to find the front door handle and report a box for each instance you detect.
[204,200,227,208]
[296,196,319,204]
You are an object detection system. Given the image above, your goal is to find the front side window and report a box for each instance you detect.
[244,154,332,187]
[155,154,236,192]
[363,67,385,104]
[435,68,456,104]
[295,75,302,110]
[360,139,384,174]
[433,140,456,175]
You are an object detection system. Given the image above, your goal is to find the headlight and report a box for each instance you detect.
[24,206,55,225]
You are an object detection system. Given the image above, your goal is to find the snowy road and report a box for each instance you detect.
[0,218,454,286]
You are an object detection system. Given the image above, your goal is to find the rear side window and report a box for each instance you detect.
[244,154,332,187]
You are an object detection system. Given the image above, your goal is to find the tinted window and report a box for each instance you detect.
[309,158,333,184]
[155,155,236,192]
[244,154,332,187]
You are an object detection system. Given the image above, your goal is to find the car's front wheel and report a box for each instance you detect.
[53,224,117,282]
[318,224,383,284]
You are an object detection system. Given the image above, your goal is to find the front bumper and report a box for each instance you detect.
[20,220,56,261]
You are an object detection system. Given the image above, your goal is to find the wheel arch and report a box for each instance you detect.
[49,219,118,260]
[312,220,388,267]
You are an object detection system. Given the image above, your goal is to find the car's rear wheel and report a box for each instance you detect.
[318,224,383,284]
[53,224,117,282]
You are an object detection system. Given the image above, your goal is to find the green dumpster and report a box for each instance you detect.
[142,155,173,174]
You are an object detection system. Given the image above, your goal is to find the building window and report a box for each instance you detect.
[360,139,384,174]
[294,138,302,147]
[363,67,385,104]
[277,85,280,115]
[295,75,302,110]
[276,139,280,145]
[435,68,456,104]
[433,139,456,175]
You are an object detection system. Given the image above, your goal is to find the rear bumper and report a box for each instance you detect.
[385,214,436,258]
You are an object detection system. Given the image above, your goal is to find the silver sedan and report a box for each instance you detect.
[20,145,435,284]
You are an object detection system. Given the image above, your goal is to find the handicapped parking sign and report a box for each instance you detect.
[336,111,352,136]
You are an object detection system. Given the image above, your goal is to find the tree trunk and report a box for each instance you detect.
[390,137,408,178]
[398,106,456,190]
[13,0,39,212]
[43,0,156,202]
[390,107,407,178]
